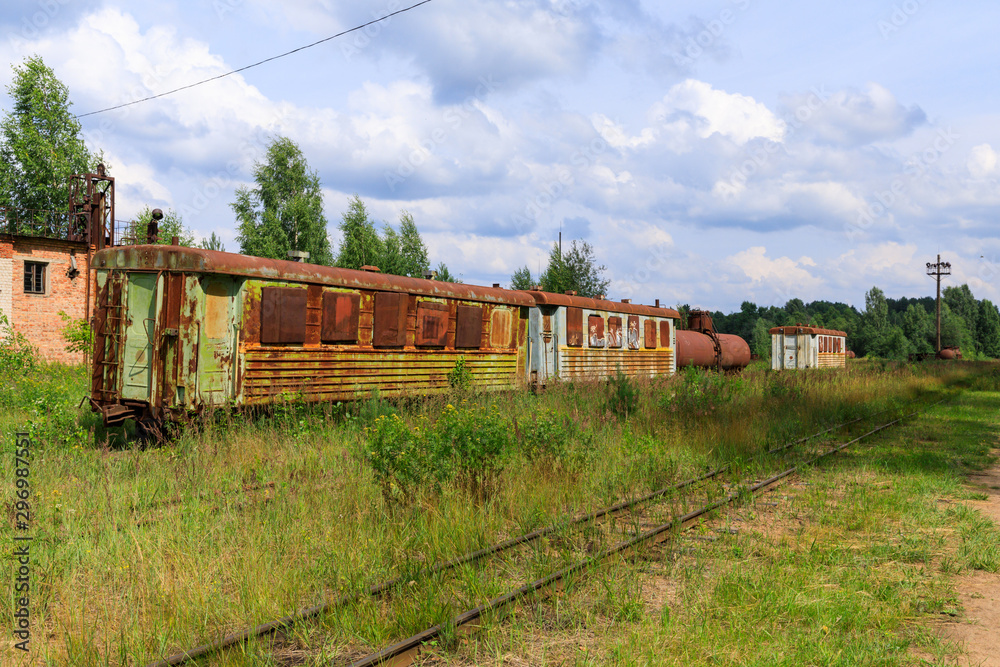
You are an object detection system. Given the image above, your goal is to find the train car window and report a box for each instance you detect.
[373,292,408,347]
[644,319,657,349]
[588,315,605,347]
[566,307,583,346]
[261,287,307,344]
[627,316,640,350]
[659,320,671,347]
[607,316,623,348]
[321,292,360,343]
[490,308,514,348]
[455,305,483,348]
[416,302,449,347]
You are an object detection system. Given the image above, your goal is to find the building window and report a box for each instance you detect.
[24,262,46,294]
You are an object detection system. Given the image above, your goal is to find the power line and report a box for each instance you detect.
[75,0,436,119]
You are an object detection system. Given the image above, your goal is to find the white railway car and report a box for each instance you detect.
[769,325,847,370]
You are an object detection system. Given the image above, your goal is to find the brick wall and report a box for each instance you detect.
[4,236,93,364]
[0,240,12,337]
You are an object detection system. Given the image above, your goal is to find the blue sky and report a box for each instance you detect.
[2,0,999,312]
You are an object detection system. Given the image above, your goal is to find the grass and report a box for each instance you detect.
[453,371,1000,666]
[0,359,995,664]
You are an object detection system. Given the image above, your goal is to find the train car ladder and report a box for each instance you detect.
[91,271,125,407]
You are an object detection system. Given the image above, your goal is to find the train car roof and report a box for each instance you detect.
[525,290,681,318]
[768,325,847,337]
[92,245,536,307]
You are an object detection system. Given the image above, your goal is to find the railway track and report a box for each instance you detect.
[346,401,944,667]
[144,399,942,667]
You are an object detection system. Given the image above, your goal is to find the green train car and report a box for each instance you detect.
[89,245,532,433]
[89,245,744,435]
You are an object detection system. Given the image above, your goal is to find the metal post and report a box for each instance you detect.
[926,254,951,353]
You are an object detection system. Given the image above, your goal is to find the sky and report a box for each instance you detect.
[2,0,998,313]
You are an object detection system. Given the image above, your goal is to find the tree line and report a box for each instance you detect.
[710,285,1000,360]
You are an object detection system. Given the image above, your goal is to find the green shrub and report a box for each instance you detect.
[59,311,93,354]
[431,403,513,500]
[364,413,425,502]
[363,402,519,503]
[662,365,743,416]
[515,409,594,472]
[605,366,640,420]
[0,309,37,371]
[447,355,472,391]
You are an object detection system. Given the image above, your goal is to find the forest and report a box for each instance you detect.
[707,284,1000,360]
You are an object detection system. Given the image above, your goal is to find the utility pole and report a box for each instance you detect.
[926,254,951,352]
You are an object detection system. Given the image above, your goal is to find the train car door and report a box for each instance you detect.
[783,333,797,370]
[527,306,559,387]
[197,277,238,405]
[121,272,159,402]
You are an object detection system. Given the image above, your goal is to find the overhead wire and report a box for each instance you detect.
[74,0,436,119]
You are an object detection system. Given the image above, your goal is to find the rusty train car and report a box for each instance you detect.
[769,325,848,370]
[88,245,749,431]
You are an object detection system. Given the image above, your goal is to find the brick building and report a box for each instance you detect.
[0,235,93,364]
[0,169,116,365]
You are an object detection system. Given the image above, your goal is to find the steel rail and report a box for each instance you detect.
[348,400,944,667]
[143,403,916,667]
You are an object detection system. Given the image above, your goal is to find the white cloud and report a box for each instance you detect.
[652,79,785,145]
[967,143,998,179]
[729,246,818,286]
[782,83,925,147]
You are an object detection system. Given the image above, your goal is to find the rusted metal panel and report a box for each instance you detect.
[373,291,407,347]
[627,316,640,350]
[607,316,622,348]
[456,305,483,348]
[158,272,185,412]
[557,348,674,380]
[659,320,671,347]
[204,282,230,340]
[566,307,583,347]
[644,319,657,349]
[817,353,846,369]
[687,311,715,332]
[305,284,322,347]
[241,350,519,402]
[261,286,307,344]
[321,292,360,343]
[91,245,535,307]
[416,301,449,347]
[489,308,514,348]
[588,314,605,347]
[164,272,182,329]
